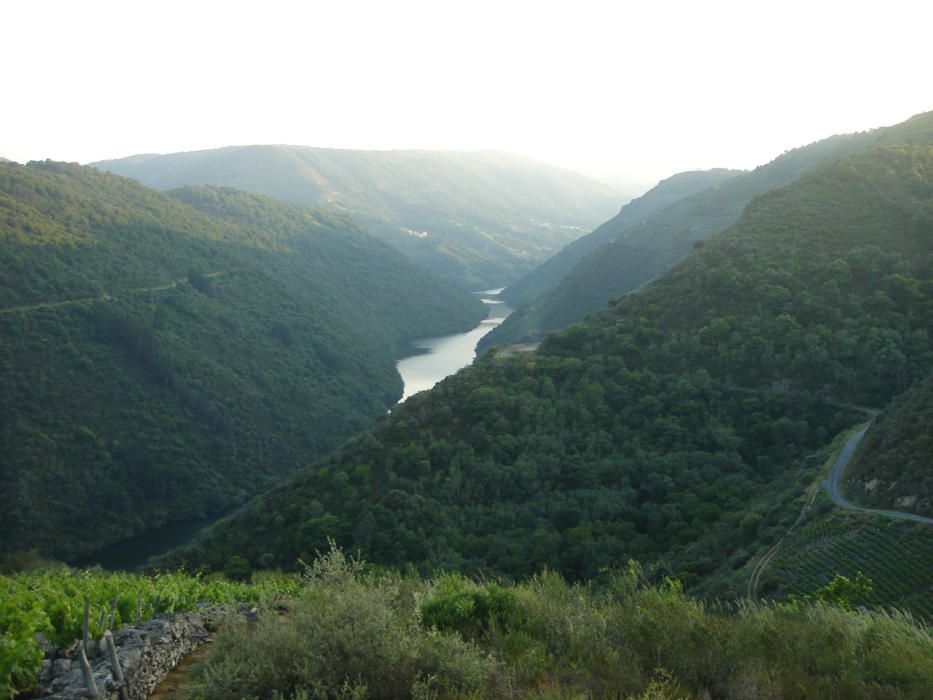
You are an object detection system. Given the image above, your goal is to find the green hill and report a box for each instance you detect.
[482,113,933,352]
[0,161,484,561]
[91,147,621,290]
[161,133,933,604]
[843,375,933,517]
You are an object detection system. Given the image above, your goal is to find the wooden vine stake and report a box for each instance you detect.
[77,642,100,699]
[107,597,117,630]
[105,630,130,700]
[82,598,90,655]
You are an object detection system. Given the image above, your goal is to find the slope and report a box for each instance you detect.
[500,168,743,308]
[91,147,622,290]
[0,161,485,561]
[482,113,933,351]
[162,137,933,598]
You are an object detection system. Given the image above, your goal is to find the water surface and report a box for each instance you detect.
[397,288,511,402]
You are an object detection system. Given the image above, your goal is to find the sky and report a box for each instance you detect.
[2,0,931,188]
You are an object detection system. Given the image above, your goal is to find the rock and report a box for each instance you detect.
[33,609,224,699]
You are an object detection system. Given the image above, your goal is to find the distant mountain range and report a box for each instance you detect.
[0,161,484,560]
[91,147,622,290]
[480,117,932,351]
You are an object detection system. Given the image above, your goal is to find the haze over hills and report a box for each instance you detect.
[500,168,744,308]
[162,122,933,613]
[0,161,484,560]
[91,147,622,290]
[480,117,931,352]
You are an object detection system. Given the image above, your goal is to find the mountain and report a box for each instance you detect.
[843,375,933,517]
[91,147,622,290]
[0,161,485,561]
[161,129,933,603]
[481,115,933,352]
[500,168,743,308]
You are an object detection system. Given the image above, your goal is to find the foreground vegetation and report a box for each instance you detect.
[4,552,932,699]
[0,563,298,698]
[195,547,933,699]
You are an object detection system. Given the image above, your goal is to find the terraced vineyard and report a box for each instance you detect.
[770,504,933,619]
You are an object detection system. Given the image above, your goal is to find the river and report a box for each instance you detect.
[396,288,512,402]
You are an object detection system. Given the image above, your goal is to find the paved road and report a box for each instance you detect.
[823,424,933,525]
[749,422,933,599]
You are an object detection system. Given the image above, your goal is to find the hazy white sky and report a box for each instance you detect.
[2,0,930,185]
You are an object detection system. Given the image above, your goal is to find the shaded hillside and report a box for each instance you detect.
[162,140,933,595]
[482,113,933,352]
[0,161,484,560]
[92,147,621,290]
[500,168,743,308]
[844,375,933,517]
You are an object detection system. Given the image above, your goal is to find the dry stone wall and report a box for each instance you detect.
[34,605,256,699]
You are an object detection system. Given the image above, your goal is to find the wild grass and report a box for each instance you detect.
[192,547,933,699]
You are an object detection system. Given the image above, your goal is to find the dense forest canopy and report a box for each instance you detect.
[0,161,484,560]
[164,139,933,603]
[92,147,622,290]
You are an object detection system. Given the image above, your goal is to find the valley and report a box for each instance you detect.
[3,110,932,699]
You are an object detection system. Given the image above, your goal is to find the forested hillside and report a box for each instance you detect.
[482,114,933,351]
[0,161,484,561]
[500,168,742,308]
[92,147,621,290]
[164,139,933,601]
[844,375,933,517]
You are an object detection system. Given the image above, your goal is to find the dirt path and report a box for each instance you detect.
[0,270,230,315]
[148,644,212,700]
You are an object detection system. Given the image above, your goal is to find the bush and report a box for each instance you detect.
[193,545,496,699]
[420,574,523,638]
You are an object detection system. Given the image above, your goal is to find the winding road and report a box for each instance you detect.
[748,420,932,600]
[823,425,933,525]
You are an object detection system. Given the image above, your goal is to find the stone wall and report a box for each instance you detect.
[33,605,255,699]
